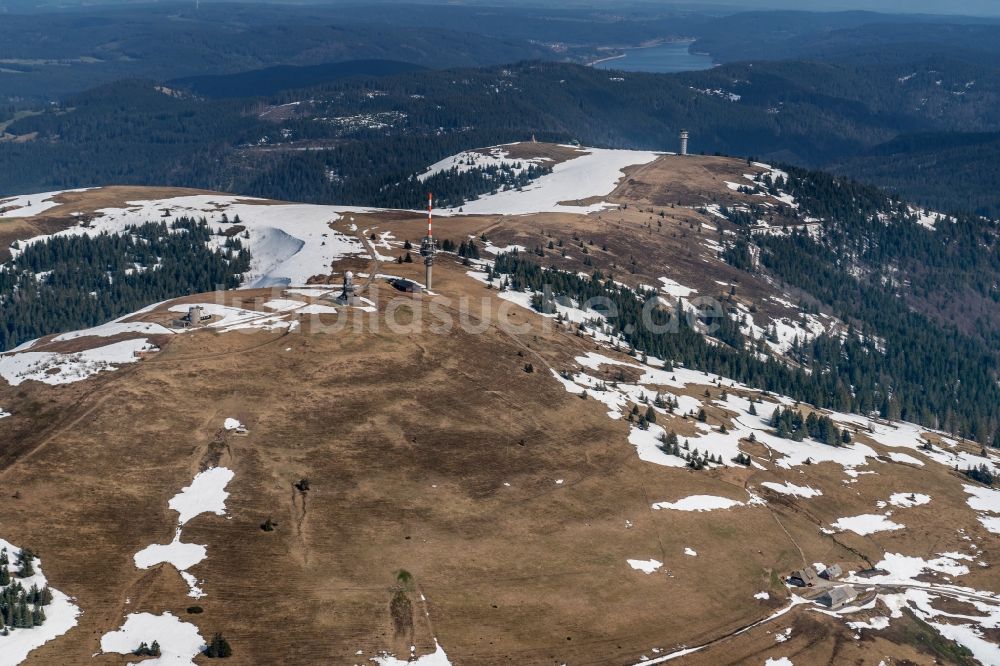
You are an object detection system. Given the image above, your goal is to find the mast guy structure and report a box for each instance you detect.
[420,192,436,291]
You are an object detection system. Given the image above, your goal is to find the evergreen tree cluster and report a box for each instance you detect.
[0,218,251,351]
[402,162,551,210]
[440,238,481,260]
[964,464,995,487]
[0,548,52,633]
[204,632,233,658]
[770,406,850,446]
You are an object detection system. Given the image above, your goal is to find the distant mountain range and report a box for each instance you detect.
[168,60,427,99]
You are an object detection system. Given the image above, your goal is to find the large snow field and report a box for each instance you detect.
[9,194,368,288]
[0,338,155,386]
[100,612,205,665]
[0,538,81,665]
[433,146,660,215]
[0,189,90,219]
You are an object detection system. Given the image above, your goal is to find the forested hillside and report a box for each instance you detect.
[0,218,249,350]
[720,166,1000,439]
[833,131,1000,217]
[5,53,1000,215]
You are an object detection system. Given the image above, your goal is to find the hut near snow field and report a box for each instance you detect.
[820,585,858,610]
[820,564,843,580]
[788,566,820,587]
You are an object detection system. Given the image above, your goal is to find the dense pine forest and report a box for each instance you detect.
[0,218,250,351]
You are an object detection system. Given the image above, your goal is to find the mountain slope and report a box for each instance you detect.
[0,147,998,665]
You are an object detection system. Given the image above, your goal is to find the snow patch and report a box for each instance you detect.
[628,559,663,574]
[830,514,904,536]
[761,481,822,498]
[100,612,204,664]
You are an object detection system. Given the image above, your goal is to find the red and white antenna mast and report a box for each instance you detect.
[427,192,433,238]
[420,192,436,291]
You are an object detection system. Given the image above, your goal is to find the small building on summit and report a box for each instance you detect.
[172,305,210,328]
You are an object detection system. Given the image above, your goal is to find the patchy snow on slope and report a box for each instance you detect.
[52,321,172,341]
[262,298,306,312]
[372,639,452,665]
[964,484,1000,514]
[963,485,1000,534]
[10,194,367,287]
[223,418,242,431]
[830,514,904,536]
[100,612,205,665]
[684,547,698,557]
[0,338,155,386]
[908,206,954,231]
[480,240,527,255]
[657,277,697,299]
[133,531,208,599]
[765,658,793,666]
[551,352,883,474]
[168,467,235,526]
[167,303,294,333]
[132,467,234,598]
[628,558,663,574]
[761,481,822,498]
[0,189,89,219]
[297,303,338,315]
[836,551,1000,666]
[419,144,550,182]
[0,539,81,665]
[435,146,659,215]
[887,492,930,508]
[755,592,770,600]
[134,533,207,572]
[888,452,925,466]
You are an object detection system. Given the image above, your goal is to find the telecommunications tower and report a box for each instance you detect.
[679,129,689,156]
[420,193,436,291]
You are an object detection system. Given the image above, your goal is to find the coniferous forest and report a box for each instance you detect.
[0,218,250,351]
[491,248,1000,446]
